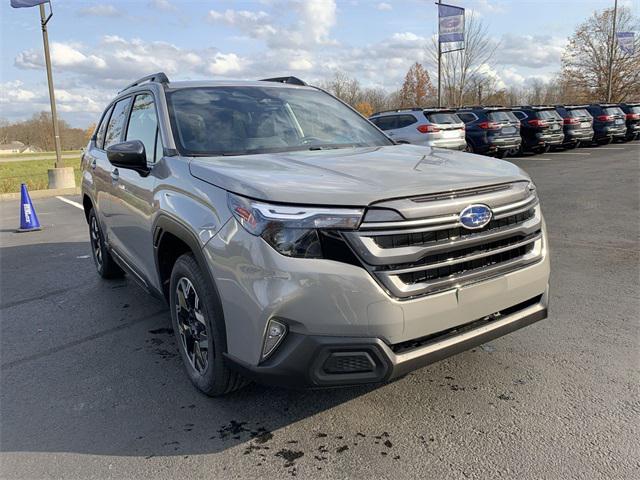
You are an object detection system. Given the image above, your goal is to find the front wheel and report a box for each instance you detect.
[169,253,247,396]
[88,209,124,279]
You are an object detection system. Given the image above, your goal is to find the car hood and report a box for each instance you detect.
[189,144,530,206]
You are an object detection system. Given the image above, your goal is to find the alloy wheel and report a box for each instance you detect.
[90,216,103,268]
[175,277,209,374]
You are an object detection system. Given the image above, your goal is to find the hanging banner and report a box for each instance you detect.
[10,0,49,7]
[438,3,465,44]
[617,32,635,54]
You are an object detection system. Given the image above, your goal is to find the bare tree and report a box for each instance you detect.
[319,72,362,105]
[561,6,640,102]
[426,12,499,107]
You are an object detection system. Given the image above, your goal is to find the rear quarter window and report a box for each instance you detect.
[95,105,114,150]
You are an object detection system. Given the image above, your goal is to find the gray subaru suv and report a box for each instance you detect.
[82,73,550,396]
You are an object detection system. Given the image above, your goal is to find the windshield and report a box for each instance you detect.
[167,86,391,156]
[505,111,519,123]
[604,107,624,116]
[426,112,461,124]
[538,110,561,120]
[488,111,511,122]
[568,108,591,118]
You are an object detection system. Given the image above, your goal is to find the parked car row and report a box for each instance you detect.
[368,102,640,157]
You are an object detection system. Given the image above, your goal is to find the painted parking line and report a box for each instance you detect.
[548,152,591,155]
[55,196,83,210]
[596,147,625,150]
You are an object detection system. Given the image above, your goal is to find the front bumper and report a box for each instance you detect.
[226,288,549,388]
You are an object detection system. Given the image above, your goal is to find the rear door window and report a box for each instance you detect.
[426,112,460,124]
[395,115,418,128]
[513,111,527,120]
[125,93,159,163]
[104,97,132,149]
[372,116,397,131]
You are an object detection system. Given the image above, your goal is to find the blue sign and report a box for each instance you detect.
[617,32,635,55]
[438,3,465,44]
[10,0,49,7]
[459,204,492,229]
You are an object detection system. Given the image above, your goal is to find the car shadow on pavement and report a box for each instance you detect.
[0,241,378,458]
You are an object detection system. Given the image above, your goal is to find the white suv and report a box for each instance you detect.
[369,108,466,150]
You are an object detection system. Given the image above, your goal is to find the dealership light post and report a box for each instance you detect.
[11,0,75,189]
[39,2,63,169]
[606,0,618,102]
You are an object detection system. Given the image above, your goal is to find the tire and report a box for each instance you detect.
[169,253,247,396]
[532,145,550,154]
[495,150,507,159]
[88,209,124,279]
[565,142,577,149]
[464,142,473,153]
[597,136,612,145]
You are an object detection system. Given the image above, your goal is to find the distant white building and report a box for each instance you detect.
[0,141,41,155]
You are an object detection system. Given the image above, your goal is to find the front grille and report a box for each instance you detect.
[342,182,544,298]
[374,208,535,249]
[398,242,534,285]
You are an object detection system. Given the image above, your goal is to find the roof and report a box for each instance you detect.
[164,80,314,90]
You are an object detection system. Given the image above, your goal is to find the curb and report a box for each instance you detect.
[0,186,81,201]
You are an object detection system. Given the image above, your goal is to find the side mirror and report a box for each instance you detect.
[106,140,149,174]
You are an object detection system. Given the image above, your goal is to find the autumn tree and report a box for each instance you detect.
[354,101,374,117]
[398,62,436,107]
[84,123,97,143]
[561,6,640,102]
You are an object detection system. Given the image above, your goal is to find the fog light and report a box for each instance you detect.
[261,319,287,360]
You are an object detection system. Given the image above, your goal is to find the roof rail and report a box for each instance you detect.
[260,76,307,86]
[119,72,169,93]
[370,107,423,116]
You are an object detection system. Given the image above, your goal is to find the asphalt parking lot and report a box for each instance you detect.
[1,142,638,480]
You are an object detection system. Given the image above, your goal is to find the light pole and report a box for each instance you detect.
[39,3,62,168]
[606,0,618,102]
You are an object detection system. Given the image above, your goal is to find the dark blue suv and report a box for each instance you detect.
[456,106,521,158]
[511,106,564,153]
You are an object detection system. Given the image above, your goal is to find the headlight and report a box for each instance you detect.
[227,193,364,258]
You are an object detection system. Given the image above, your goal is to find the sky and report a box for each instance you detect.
[1,0,637,127]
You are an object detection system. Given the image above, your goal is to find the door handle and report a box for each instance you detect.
[111,168,119,182]
[91,159,97,170]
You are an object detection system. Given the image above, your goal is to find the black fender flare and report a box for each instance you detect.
[152,214,229,350]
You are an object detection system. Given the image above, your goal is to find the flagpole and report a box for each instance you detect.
[606,0,618,102]
[437,0,442,107]
[39,2,63,168]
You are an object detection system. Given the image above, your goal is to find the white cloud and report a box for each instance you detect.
[149,0,176,11]
[0,81,36,104]
[77,5,121,17]
[207,0,337,49]
[377,2,392,11]
[208,53,245,75]
[496,34,567,68]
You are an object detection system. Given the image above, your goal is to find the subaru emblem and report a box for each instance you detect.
[459,204,492,229]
